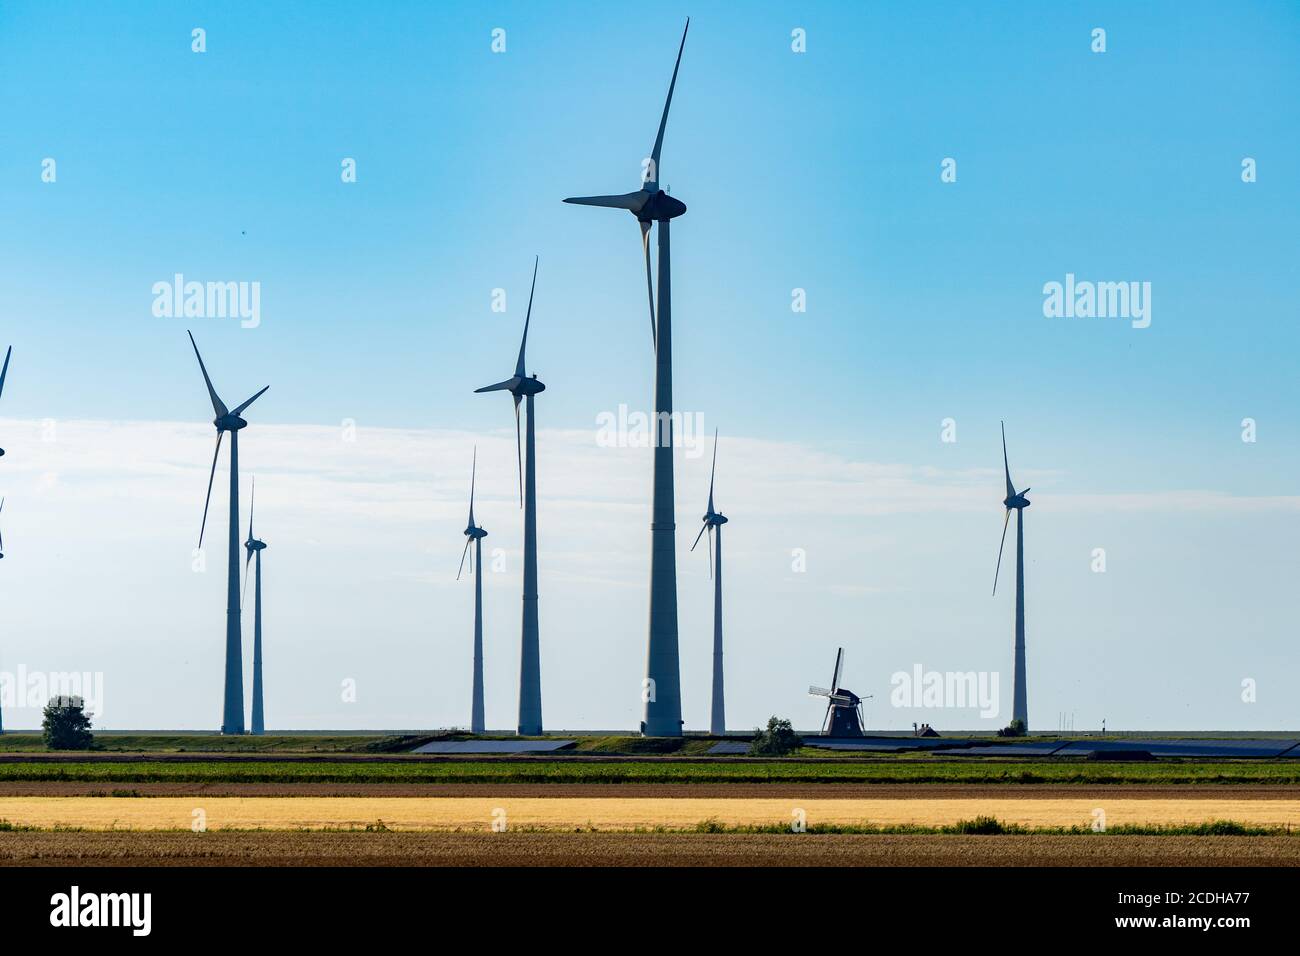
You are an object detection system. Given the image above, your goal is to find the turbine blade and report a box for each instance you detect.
[0,346,11,401]
[690,522,707,552]
[514,394,523,508]
[707,525,713,579]
[242,547,254,608]
[832,648,844,693]
[1001,420,1015,500]
[198,432,224,549]
[707,428,718,513]
[808,686,831,698]
[231,385,269,416]
[248,475,256,541]
[641,221,656,348]
[562,192,644,210]
[457,536,472,581]
[823,700,833,734]
[474,378,518,394]
[648,18,690,188]
[468,446,477,526]
[993,509,1011,596]
[515,256,539,379]
[188,331,229,418]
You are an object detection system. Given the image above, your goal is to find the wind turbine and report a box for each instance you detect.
[564,19,690,737]
[188,330,269,735]
[993,421,1031,731]
[242,477,267,736]
[0,498,5,559]
[475,258,544,736]
[0,346,10,734]
[457,448,488,735]
[690,431,727,736]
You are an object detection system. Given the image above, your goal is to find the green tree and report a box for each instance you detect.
[42,697,94,750]
[749,716,802,756]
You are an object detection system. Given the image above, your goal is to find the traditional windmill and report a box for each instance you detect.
[808,648,869,737]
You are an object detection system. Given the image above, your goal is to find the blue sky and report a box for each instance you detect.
[0,2,1298,731]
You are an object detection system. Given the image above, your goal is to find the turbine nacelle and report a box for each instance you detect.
[1003,489,1031,510]
[215,412,249,432]
[464,525,488,541]
[639,189,687,222]
[245,537,267,553]
[702,510,727,527]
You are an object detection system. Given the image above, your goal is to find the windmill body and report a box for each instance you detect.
[691,433,727,735]
[808,648,867,737]
[565,21,690,736]
[189,331,268,736]
[458,450,488,734]
[243,480,267,736]
[993,422,1031,731]
[475,260,544,736]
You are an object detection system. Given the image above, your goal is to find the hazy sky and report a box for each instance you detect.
[1,1,1298,731]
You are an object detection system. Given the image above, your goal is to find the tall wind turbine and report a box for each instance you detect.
[475,258,544,736]
[565,20,690,737]
[0,347,10,734]
[993,421,1031,731]
[242,477,267,736]
[690,431,727,736]
[457,448,488,734]
[188,330,269,735]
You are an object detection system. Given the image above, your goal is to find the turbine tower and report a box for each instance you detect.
[242,477,267,736]
[565,20,690,736]
[475,258,544,736]
[993,421,1031,731]
[0,346,10,735]
[690,431,727,736]
[457,448,488,735]
[188,331,269,735]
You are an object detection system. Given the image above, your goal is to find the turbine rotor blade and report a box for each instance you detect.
[1001,420,1015,500]
[690,522,707,551]
[0,346,11,401]
[231,385,269,417]
[514,394,523,508]
[515,256,539,379]
[474,378,519,393]
[648,18,690,188]
[707,525,713,579]
[641,221,656,348]
[468,446,477,526]
[242,548,254,608]
[198,431,224,549]
[562,192,645,210]
[248,475,256,541]
[993,509,1011,596]
[188,331,229,418]
[457,536,472,581]
[707,428,718,512]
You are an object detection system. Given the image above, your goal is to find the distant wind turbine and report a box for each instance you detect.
[690,431,728,736]
[188,330,269,735]
[0,346,10,735]
[475,258,544,736]
[242,477,267,736]
[993,421,1031,731]
[565,19,691,737]
[458,448,488,735]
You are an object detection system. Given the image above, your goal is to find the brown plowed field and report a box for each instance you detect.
[1,831,1297,866]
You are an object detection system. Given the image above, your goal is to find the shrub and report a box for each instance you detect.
[42,698,94,751]
[749,717,802,756]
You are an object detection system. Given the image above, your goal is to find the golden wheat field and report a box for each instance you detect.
[2,796,1299,831]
